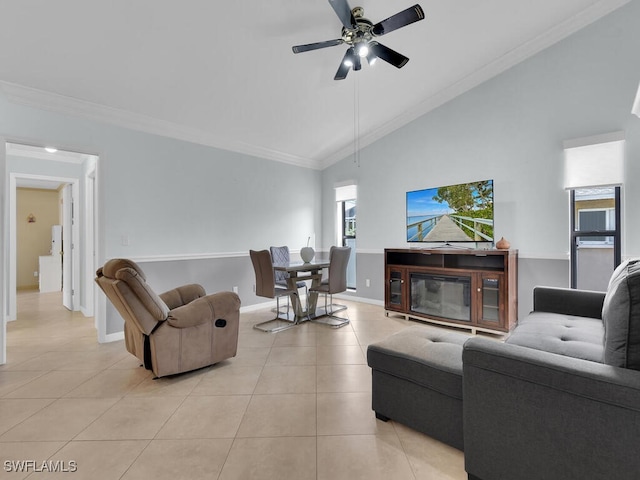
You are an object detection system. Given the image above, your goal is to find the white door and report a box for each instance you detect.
[62,184,73,310]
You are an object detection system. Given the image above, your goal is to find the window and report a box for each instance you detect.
[564,133,624,291]
[570,187,621,290]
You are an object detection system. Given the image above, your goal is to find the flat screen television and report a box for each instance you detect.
[406,179,494,243]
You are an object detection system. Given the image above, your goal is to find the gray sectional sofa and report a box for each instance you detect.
[369,259,640,480]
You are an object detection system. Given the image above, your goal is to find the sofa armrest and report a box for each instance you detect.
[533,286,605,319]
[166,291,240,328]
[462,336,640,480]
[160,284,206,310]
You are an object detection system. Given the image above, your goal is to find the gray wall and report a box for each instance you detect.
[323,1,640,320]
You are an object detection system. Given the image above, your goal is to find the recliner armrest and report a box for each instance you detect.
[533,286,605,319]
[160,284,206,310]
[166,291,240,328]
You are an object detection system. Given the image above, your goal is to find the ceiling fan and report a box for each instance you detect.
[292,0,425,80]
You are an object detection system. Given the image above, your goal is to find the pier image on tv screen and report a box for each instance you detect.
[406,179,494,243]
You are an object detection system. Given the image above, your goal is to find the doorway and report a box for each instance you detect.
[3,142,99,364]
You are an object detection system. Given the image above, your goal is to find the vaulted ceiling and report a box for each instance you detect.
[0,0,629,169]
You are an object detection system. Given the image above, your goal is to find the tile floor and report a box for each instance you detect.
[1,290,466,480]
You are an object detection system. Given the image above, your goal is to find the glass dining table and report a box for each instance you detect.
[273,260,329,321]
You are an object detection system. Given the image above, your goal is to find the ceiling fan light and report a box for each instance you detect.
[357,44,369,58]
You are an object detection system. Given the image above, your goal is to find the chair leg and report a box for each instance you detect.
[253,293,298,333]
[311,293,349,328]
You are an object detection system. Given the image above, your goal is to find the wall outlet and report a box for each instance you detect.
[121,234,129,246]
[34,271,39,277]
[232,286,238,294]
[366,278,371,287]
[253,284,256,293]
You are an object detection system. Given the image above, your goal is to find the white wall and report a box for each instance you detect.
[0,93,321,338]
[322,1,640,262]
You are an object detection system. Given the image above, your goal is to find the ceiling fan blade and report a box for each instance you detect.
[328,0,356,29]
[292,38,344,54]
[370,42,409,68]
[353,54,362,71]
[334,48,353,80]
[372,4,425,36]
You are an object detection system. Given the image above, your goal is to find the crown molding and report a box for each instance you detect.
[320,0,631,169]
[0,81,323,171]
[0,0,628,172]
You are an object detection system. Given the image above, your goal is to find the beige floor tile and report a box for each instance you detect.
[224,347,271,366]
[56,350,130,371]
[0,398,54,435]
[127,369,203,397]
[0,370,47,397]
[317,345,366,365]
[0,442,66,480]
[236,328,277,349]
[317,392,396,436]
[316,329,360,346]
[272,325,317,347]
[6,290,470,480]
[190,365,262,396]
[4,370,97,398]
[156,395,250,439]
[75,396,184,440]
[254,365,316,394]
[266,346,316,365]
[316,364,372,393]
[35,440,149,480]
[0,398,119,441]
[107,354,145,370]
[0,351,83,372]
[219,436,316,480]
[394,423,466,480]
[317,435,415,480]
[122,438,233,480]
[236,394,316,437]
[64,367,150,398]
[1,347,47,368]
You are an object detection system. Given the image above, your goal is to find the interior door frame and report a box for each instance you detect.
[9,173,78,319]
[2,138,102,367]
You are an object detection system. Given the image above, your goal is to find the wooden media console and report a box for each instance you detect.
[385,248,518,334]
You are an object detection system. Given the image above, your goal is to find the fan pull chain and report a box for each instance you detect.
[354,74,360,167]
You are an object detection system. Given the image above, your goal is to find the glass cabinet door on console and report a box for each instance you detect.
[386,268,406,311]
[476,272,505,329]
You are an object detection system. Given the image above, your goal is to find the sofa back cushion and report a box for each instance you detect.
[602,259,640,370]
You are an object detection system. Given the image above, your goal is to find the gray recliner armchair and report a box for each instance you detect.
[96,258,240,378]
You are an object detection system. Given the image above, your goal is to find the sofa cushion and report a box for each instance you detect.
[602,259,640,370]
[506,312,604,362]
[367,325,466,399]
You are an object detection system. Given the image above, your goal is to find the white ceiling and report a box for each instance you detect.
[0,0,629,170]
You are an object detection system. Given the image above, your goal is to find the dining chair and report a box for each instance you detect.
[308,245,352,328]
[270,245,308,297]
[250,249,300,333]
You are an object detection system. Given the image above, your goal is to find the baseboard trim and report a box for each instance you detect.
[102,331,124,343]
